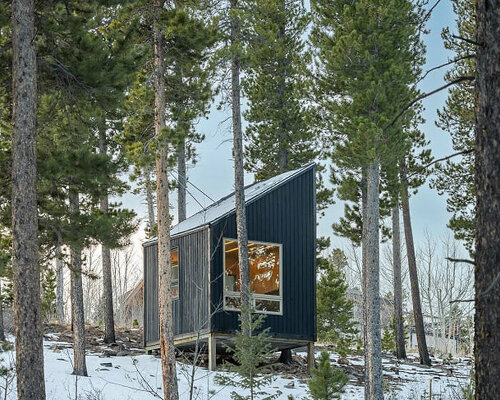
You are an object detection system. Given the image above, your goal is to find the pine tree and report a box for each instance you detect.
[308,351,348,400]
[474,0,500,397]
[317,249,357,347]
[11,0,46,397]
[432,0,476,254]
[310,0,426,397]
[215,311,276,400]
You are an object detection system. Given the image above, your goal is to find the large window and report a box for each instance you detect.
[223,239,282,315]
[171,248,179,299]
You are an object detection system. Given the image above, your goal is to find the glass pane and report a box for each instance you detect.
[225,296,241,309]
[249,243,280,295]
[255,299,280,313]
[224,240,281,297]
[171,249,179,298]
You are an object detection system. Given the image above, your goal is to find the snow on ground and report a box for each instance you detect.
[0,337,472,399]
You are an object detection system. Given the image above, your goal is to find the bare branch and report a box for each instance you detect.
[451,34,482,47]
[384,76,475,131]
[407,149,473,179]
[445,257,475,266]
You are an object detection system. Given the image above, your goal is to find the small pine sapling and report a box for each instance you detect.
[308,351,348,400]
[215,310,277,400]
[381,321,396,353]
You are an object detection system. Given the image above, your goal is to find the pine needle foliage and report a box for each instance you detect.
[216,310,277,400]
[308,351,348,400]
[317,249,357,346]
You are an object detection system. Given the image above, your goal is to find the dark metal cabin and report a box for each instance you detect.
[143,163,316,369]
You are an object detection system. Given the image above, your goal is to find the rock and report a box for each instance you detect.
[446,369,453,377]
[101,350,117,357]
[56,358,68,362]
[338,358,350,365]
[117,350,131,357]
[284,381,295,389]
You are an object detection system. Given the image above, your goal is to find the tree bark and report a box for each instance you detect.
[400,161,431,366]
[145,166,156,235]
[69,190,88,377]
[11,0,46,398]
[474,1,500,398]
[364,161,383,400]
[177,139,187,223]
[99,132,116,344]
[392,205,406,359]
[360,170,370,400]
[0,283,5,342]
[230,0,251,335]
[56,238,65,324]
[154,1,179,398]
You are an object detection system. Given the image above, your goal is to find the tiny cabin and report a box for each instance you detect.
[143,163,317,369]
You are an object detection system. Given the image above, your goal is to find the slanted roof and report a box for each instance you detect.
[144,163,315,243]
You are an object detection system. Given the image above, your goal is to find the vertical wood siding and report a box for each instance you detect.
[143,227,210,347]
[210,166,316,341]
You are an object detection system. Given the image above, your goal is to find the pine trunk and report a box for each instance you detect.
[154,1,179,398]
[177,140,187,223]
[360,170,369,400]
[364,161,383,400]
[56,239,65,324]
[99,133,115,344]
[0,283,5,342]
[69,190,88,377]
[474,1,500,397]
[230,0,251,334]
[145,166,156,235]
[11,0,46,398]
[400,162,431,366]
[392,205,406,359]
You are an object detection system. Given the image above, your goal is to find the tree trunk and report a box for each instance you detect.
[154,1,179,398]
[474,1,500,397]
[360,170,369,400]
[230,0,251,335]
[145,166,156,235]
[364,161,383,400]
[177,139,187,223]
[11,0,46,398]
[0,283,5,342]
[400,161,431,366]
[56,238,65,324]
[99,132,116,344]
[69,190,88,377]
[392,205,406,359]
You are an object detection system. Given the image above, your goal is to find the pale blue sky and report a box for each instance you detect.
[120,0,464,254]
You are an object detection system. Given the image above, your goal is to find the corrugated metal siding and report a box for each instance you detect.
[143,228,210,347]
[210,166,316,341]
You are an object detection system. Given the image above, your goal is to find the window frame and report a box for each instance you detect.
[171,247,179,300]
[222,237,283,316]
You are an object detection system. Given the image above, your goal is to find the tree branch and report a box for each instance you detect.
[407,149,473,179]
[445,257,475,266]
[417,54,475,85]
[452,34,482,47]
[384,76,475,131]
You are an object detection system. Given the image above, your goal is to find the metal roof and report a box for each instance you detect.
[144,163,315,244]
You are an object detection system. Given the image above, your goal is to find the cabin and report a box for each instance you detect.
[143,163,317,369]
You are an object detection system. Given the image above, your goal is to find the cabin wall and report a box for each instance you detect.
[143,227,210,347]
[210,167,316,341]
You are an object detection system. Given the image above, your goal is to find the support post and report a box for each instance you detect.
[208,335,217,371]
[307,342,315,373]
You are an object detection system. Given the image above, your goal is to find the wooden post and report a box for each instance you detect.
[208,335,217,371]
[307,342,315,373]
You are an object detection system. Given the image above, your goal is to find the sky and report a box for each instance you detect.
[119,0,465,257]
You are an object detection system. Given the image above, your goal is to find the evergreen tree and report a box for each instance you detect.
[317,249,357,347]
[310,0,426,397]
[216,311,276,400]
[308,351,348,400]
[432,0,476,254]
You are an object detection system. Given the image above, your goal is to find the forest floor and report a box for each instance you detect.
[0,324,473,399]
